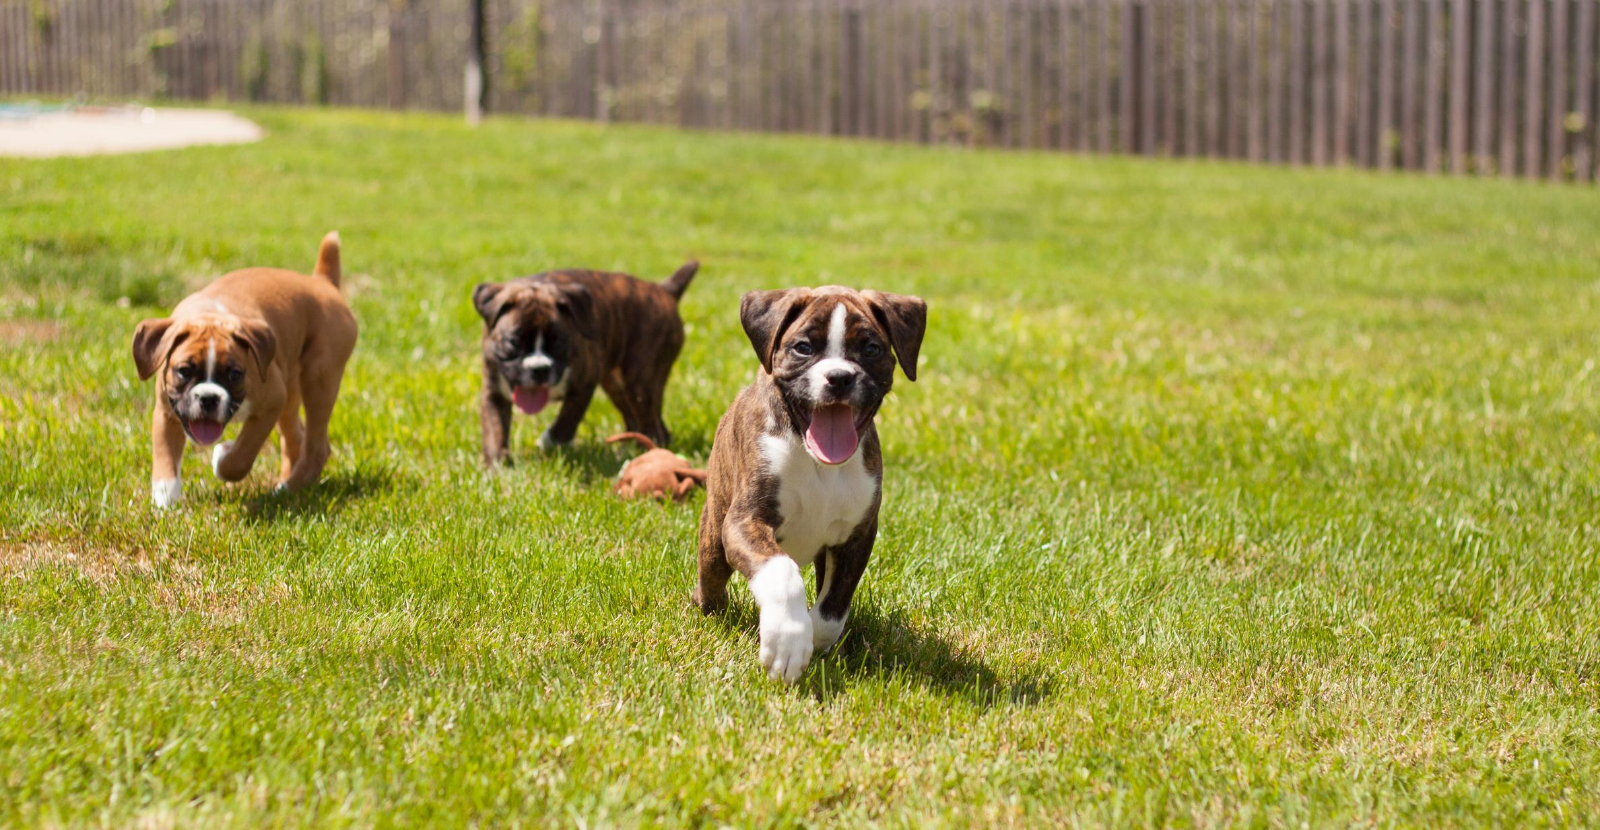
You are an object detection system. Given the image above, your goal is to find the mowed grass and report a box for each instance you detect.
[2,107,1599,828]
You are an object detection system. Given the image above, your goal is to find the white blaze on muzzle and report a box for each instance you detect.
[807,303,858,400]
[520,353,553,371]
[520,333,553,372]
[191,341,232,413]
[189,381,231,413]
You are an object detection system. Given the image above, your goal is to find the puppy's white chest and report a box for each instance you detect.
[760,432,878,566]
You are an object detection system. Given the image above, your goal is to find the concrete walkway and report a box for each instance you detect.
[0,107,263,158]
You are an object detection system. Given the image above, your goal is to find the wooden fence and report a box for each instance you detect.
[3,0,1597,182]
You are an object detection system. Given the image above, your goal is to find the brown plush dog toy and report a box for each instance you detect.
[608,432,707,501]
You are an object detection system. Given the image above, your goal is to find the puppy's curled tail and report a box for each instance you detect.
[313,231,342,287]
[660,260,698,301]
[606,431,660,452]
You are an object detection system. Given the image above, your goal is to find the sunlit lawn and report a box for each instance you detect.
[2,106,1599,827]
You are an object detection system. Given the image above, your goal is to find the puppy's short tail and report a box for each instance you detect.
[660,260,698,301]
[313,231,341,287]
[606,431,660,452]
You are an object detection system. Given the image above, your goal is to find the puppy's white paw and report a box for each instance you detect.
[810,606,849,653]
[151,478,182,509]
[211,441,235,477]
[749,557,813,683]
[537,430,572,451]
[759,606,814,684]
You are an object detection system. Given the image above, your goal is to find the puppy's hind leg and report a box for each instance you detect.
[693,495,732,613]
[282,362,344,492]
[277,377,304,484]
[624,338,681,448]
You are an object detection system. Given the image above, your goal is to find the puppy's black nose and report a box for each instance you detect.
[824,368,856,392]
[529,366,551,384]
[195,389,222,408]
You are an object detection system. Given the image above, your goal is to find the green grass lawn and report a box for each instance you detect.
[3,107,1599,827]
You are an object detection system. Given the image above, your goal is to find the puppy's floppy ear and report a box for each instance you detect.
[740,289,811,374]
[232,320,277,380]
[554,283,598,339]
[132,318,180,381]
[862,290,927,381]
[473,282,509,327]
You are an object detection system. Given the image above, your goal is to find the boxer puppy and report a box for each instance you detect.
[474,261,697,465]
[131,232,358,507]
[607,432,707,502]
[694,286,926,683]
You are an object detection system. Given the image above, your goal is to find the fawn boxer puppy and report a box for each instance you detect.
[695,286,926,683]
[607,432,707,502]
[131,232,357,507]
[474,262,697,465]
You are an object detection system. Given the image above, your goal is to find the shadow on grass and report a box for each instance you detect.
[711,601,1054,708]
[241,465,400,523]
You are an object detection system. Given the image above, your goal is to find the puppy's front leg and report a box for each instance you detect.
[724,515,813,684]
[812,517,876,653]
[150,402,187,508]
[481,364,513,467]
[538,383,595,450]
[212,409,280,484]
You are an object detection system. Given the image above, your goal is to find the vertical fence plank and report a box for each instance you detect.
[1522,0,1543,176]
[2,0,13,94]
[1475,0,1494,169]
[1333,0,1350,162]
[1378,0,1396,169]
[1003,0,1019,147]
[1449,0,1469,172]
[1313,0,1330,163]
[1053,0,1068,150]
[1142,0,1159,151]
[1122,0,1140,152]
[1190,0,1203,154]
[1208,0,1224,154]
[1098,0,1114,150]
[928,0,941,144]
[1075,0,1090,150]
[1290,0,1306,162]
[1355,0,1373,165]
[875,0,889,138]
[1163,0,1180,153]
[1424,0,1444,171]
[1400,0,1421,168]
[1500,0,1519,175]
[1574,0,1595,180]
[1229,0,1246,155]
[1547,0,1567,179]
[1267,0,1284,161]
[1246,0,1262,161]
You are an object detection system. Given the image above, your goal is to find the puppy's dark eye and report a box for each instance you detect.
[226,367,245,384]
[862,342,884,358]
[792,341,815,357]
[174,365,195,380]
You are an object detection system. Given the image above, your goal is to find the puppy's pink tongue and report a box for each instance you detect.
[805,404,859,465]
[188,419,224,446]
[513,386,550,415]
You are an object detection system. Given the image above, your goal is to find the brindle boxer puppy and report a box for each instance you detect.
[474,262,697,465]
[695,286,926,683]
[131,232,358,507]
